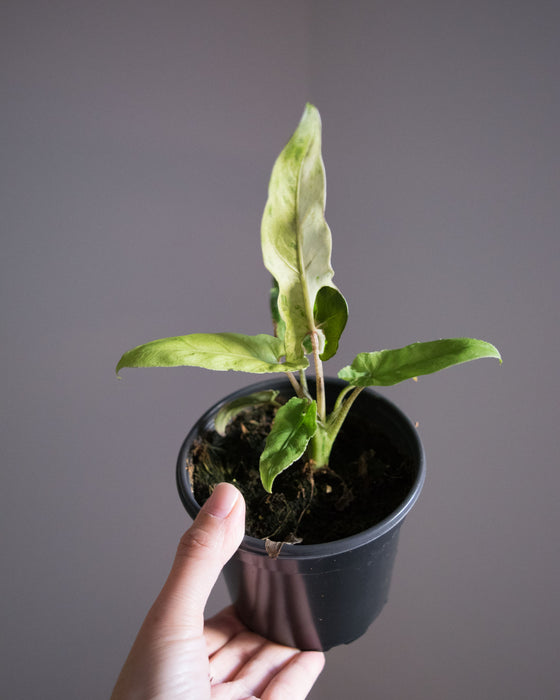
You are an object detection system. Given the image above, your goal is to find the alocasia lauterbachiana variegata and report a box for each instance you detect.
[116,104,501,492]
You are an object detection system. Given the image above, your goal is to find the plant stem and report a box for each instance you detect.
[286,371,304,398]
[327,386,364,438]
[333,384,354,412]
[310,331,326,422]
[309,386,364,469]
[299,369,309,396]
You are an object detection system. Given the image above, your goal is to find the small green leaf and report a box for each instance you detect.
[260,397,317,492]
[116,333,308,376]
[338,338,502,387]
[314,286,348,361]
[214,390,280,436]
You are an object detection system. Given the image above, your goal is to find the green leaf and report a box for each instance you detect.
[214,390,280,436]
[313,286,348,361]
[338,338,502,387]
[269,278,286,343]
[261,103,341,362]
[260,397,317,492]
[116,333,308,375]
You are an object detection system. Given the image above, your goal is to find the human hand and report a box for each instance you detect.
[111,482,325,699]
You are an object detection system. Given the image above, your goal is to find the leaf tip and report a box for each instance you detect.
[304,101,319,117]
[261,474,274,494]
[484,341,502,364]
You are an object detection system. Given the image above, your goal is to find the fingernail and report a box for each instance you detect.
[203,482,240,519]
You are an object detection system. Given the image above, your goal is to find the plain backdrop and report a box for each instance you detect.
[2,2,559,698]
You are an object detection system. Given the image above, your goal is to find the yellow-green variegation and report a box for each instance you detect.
[261,104,347,364]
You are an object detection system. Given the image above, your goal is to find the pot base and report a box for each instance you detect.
[224,525,402,651]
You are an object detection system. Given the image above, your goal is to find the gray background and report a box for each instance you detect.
[2,2,559,698]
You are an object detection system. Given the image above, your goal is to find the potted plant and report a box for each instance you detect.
[116,104,501,651]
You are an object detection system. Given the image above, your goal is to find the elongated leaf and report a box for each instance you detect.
[260,397,317,492]
[338,338,502,387]
[214,390,280,436]
[116,333,308,375]
[261,103,340,361]
[314,286,348,361]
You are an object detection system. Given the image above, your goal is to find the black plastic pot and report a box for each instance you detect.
[176,377,425,652]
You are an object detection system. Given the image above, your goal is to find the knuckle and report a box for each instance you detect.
[177,520,219,560]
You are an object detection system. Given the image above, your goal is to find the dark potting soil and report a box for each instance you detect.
[188,402,416,546]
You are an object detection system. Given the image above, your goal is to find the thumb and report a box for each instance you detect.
[154,482,245,636]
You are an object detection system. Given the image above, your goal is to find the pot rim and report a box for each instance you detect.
[177,377,426,560]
